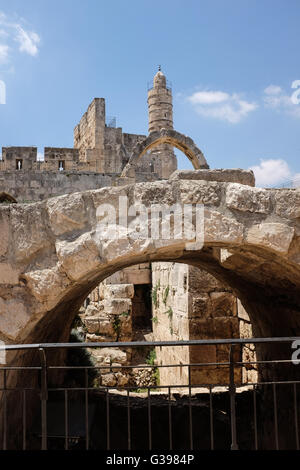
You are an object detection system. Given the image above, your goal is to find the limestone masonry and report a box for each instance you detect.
[3,68,292,387]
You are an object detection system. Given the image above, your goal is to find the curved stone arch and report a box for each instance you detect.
[1,180,299,447]
[0,192,17,203]
[1,179,298,351]
[121,129,209,177]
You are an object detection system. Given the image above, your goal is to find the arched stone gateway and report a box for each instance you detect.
[121,129,209,177]
[1,177,299,380]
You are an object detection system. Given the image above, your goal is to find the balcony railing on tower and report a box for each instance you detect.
[106,116,117,128]
[147,80,172,92]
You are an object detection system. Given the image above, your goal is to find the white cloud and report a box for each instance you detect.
[187,89,257,123]
[264,85,282,95]
[249,158,295,187]
[188,90,229,105]
[263,84,300,118]
[0,11,40,64]
[15,25,40,56]
[0,44,9,63]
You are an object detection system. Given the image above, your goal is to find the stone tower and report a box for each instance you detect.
[147,67,177,178]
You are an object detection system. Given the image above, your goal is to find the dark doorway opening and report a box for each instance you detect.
[131,284,152,330]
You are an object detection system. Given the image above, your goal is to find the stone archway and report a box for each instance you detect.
[121,129,209,177]
[0,175,299,374]
[1,175,299,449]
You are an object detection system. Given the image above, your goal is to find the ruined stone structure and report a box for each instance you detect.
[4,68,297,390]
[0,71,208,206]
[0,175,299,370]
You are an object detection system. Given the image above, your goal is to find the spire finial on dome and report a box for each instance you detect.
[153,66,166,88]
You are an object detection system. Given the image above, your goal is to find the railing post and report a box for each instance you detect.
[229,344,238,450]
[39,348,48,450]
[2,369,7,450]
[188,364,193,450]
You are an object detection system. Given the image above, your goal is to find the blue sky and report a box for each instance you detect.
[0,0,299,186]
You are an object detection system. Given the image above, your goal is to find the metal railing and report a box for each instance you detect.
[147,80,172,92]
[0,336,300,450]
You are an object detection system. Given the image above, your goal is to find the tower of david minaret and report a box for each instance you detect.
[147,67,177,178]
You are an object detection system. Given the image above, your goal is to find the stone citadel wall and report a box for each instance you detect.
[0,98,162,183]
[0,70,257,386]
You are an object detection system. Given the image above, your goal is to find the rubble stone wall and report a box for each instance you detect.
[80,263,154,388]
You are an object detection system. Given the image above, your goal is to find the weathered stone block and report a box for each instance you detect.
[190,344,217,364]
[101,373,117,387]
[274,189,300,219]
[84,303,104,317]
[189,318,216,339]
[226,183,271,214]
[0,298,31,340]
[56,232,101,281]
[191,294,211,318]
[246,222,294,254]
[179,180,221,205]
[214,317,240,339]
[0,213,9,256]
[101,298,132,315]
[47,192,88,236]
[11,204,51,262]
[169,169,255,186]
[210,292,237,317]
[23,265,71,310]
[93,348,127,364]
[0,263,19,285]
[204,209,244,244]
[103,284,134,299]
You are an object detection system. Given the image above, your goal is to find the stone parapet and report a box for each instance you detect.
[169,168,255,186]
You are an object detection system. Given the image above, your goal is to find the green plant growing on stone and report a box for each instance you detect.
[153,367,160,385]
[151,282,160,308]
[146,348,156,365]
[165,307,173,320]
[162,285,169,306]
[165,307,173,335]
[120,310,129,317]
[151,288,158,308]
[146,348,159,386]
[152,316,158,324]
[112,315,121,340]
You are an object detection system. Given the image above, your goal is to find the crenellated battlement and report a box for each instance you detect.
[0,146,81,172]
[0,71,180,201]
[0,96,149,175]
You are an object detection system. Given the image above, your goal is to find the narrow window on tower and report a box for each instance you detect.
[58,160,65,171]
[16,159,23,170]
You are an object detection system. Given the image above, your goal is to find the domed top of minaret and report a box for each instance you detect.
[153,66,166,88]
